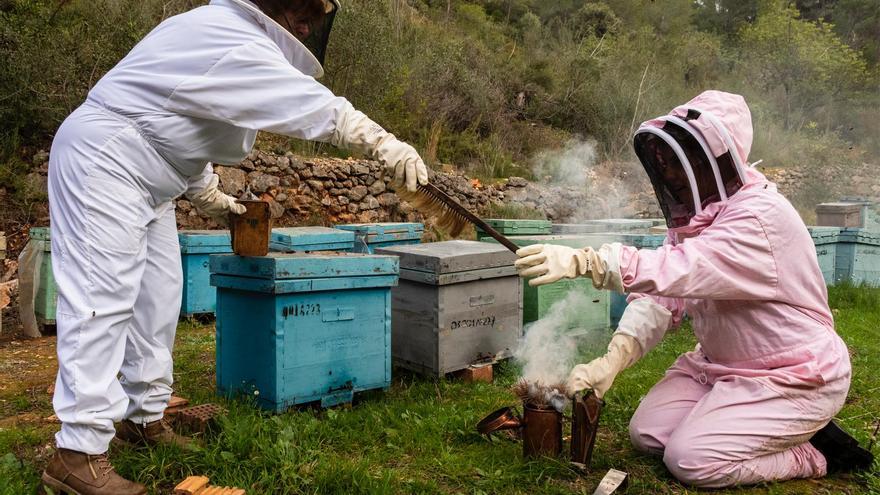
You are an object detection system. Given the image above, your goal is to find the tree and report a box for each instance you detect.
[738,2,869,129]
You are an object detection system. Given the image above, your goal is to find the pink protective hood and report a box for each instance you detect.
[640,90,769,240]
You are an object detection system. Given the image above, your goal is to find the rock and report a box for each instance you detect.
[216,166,247,196]
[283,194,312,212]
[358,210,380,223]
[347,203,359,213]
[336,163,351,175]
[321,196,333,207]
[268,198,285,219]
[307,180,325,191]
[329,188,342,196]
[290,157,307,171]
[348,185,369,202]
[33,150,50,165]
[507,177,528,187]
[377,192,399,208]
[338,196,350,205]
[368,180,386,196]
[299,167,313,179]
[351,163,371,175]
[248,172,280,194]
[312,165,333,179]
[275,193,288,203]
[24,173,48,196]
[263,154,277,166]
[240,159,256,171]
[177,200,193,213]
[266,166,280,174]
[361,195,380,210]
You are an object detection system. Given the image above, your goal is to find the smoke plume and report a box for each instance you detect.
[514,290,613,388]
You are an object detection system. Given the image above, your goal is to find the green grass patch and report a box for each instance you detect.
[3,286,879,494]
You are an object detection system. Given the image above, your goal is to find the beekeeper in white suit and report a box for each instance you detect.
[43,1,428,493]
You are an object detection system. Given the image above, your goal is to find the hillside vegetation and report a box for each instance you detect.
[1,0,878,220]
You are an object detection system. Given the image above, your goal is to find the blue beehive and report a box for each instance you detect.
[269,227,355,252]
[335,223,424,253]
[601,233,667,328]
[807,226,841,286]
[835,229,880,286]
[210,253,398,411]
[179,230,232,317]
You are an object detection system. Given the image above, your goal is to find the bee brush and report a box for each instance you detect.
[397,183,520,253]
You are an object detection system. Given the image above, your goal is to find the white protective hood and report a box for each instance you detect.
[211,0,325,78]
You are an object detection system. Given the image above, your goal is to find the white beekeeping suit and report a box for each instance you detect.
[47,0,426,463]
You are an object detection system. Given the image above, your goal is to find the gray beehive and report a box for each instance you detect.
[376,240,523,376]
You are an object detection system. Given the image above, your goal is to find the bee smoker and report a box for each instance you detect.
[477,391,604,466]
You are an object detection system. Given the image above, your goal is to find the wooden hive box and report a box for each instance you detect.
[179,230,232,317]
[376,240,523,376]
[335,222,424,254]
[269,227,354,253]
[210,253,398,410]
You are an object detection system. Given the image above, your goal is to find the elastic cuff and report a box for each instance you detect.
[125,412,164,425]
[56,423,115,455]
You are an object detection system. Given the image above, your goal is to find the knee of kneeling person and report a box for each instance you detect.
[662,437,733,488]
[628,414,666,455]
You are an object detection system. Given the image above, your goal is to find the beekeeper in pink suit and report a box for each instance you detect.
[516,90,873,487]
[43,1,428,494]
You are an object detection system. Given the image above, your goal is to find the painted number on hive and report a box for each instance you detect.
[282,303,321,318]
[450,316,496,330]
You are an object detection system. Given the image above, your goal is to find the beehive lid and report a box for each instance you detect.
[816,202,863,213]
[178,230,232,253]
[551,224,609,235]
[489,234,621,249]
[270,227,355,250]
[209,252,399,279]
[838,228,880,246]
[615,233,667,249]
[376,240,516,275]
[335,223,424,243]
[582,218,653,231]
[476,219,552,235]
[30,227,50,241]
[807,226,841,244]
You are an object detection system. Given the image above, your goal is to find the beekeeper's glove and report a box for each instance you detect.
[187,174,246,226]
[330,104,428,192]
[566,298,672,398]
[515,244,589,286]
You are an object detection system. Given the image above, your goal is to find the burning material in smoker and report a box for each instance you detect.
[512,379,567,412]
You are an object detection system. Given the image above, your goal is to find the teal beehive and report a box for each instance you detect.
[335,223,424,253]
[835,229,880,286]
[210,253,398,411]
[807,227,841,286]
[179,230,232,317]
[270,227,355,252]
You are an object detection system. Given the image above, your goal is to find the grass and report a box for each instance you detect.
[1,286,878,494]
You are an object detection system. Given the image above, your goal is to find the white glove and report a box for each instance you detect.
[515,244,590,287]
[588,243,624,292]
[186,175,246,226]
[330,104,428,192]
[566,333,642,398]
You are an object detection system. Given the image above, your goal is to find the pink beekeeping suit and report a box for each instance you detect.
[621,91,851,487]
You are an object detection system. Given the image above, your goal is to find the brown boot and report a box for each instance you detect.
[41,448,146,495]
[114,418,195,449]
